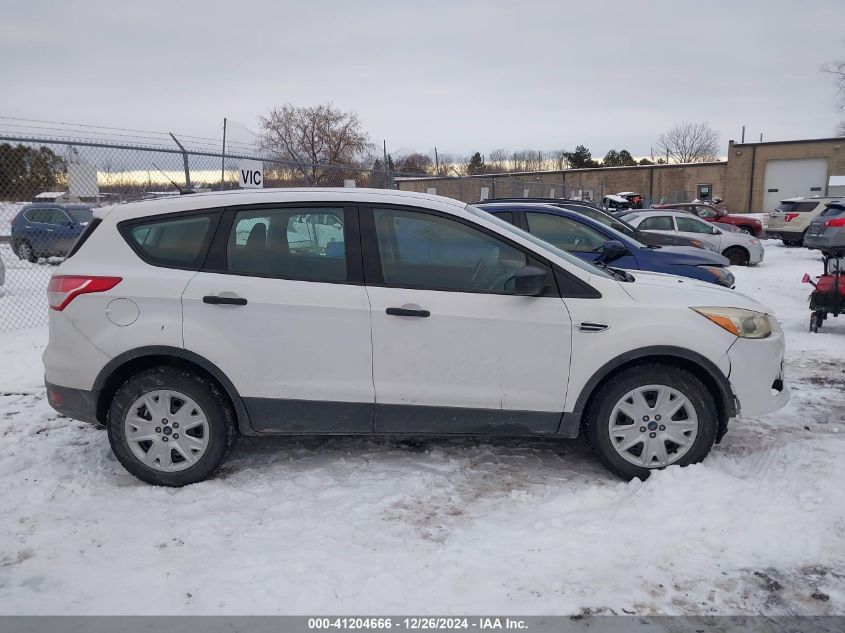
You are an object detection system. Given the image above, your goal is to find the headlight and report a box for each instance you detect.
[691,239,719,252]
[691,307,772,338]
[698,265,735,288]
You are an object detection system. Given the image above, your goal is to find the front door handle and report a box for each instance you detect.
[203,295,248,306]
[386,306,430,318]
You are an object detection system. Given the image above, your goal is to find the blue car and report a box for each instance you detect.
[476,202,735,288]
[11,203,94,262]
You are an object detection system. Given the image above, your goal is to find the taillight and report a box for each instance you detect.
[48,275,122,311]
[784,213,799,222]
[825,218,845,228]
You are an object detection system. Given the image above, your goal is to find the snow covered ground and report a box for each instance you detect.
[1,240,844,616]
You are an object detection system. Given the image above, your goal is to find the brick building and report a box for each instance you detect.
[396,136,845,212]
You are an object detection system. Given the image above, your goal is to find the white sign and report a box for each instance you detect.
[344,179,357,188]
[238,159,263,188]
[479,187,489,201]
[68,164,99,198]
[426,187,437,195]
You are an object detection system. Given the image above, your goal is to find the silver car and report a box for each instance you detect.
[805,202,845,254]
[621,210,765,266]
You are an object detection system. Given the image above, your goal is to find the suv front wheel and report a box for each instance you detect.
[107,367,237,486]
[584,364,718,480]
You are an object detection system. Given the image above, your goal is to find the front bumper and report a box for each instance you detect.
[46,380,100,424]
[726,327,790,418]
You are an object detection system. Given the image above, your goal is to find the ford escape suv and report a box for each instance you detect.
[44,189,789,486]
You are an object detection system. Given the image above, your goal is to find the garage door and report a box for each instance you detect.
[762,158,828,212]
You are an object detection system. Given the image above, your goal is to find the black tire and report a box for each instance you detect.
[783,231,807,247]
[737,226,754,235]
[583,364,718,480]
[810,312,823,333]
[723,246,750,266]
[16,240,37,263]
[107,367,237,486]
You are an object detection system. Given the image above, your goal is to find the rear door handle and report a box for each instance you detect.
[203,295,248,306]
[386,307,430,318]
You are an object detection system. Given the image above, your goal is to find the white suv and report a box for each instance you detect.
[44,189,789,486]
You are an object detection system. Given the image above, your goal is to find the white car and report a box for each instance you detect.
[43,189,789,486]
[621,210,765,266]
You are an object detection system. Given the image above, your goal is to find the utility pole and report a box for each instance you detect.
[741,125,745,143]
[220,117,227,190]
[760,133,763,142]
[435,147,439,175]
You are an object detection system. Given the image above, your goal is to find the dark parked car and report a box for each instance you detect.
[10,203,94,262]
[805,202,845,254]
[485,198,715,250]
[476,202,735,287]
[654,203,763,236]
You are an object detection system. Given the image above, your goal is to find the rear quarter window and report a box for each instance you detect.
[775,201,821,213]
[120,212,217,269]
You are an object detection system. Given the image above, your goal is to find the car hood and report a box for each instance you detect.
[621,269,771,313]
[639,245,730,266]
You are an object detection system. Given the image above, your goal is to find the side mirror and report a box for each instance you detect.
[711,226,721,235]
[513,265,548,296]
[598,240,627,263]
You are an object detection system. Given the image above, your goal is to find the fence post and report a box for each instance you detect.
[169,133,191,190]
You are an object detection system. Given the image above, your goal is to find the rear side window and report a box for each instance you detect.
[775,201,820,213]
[820,205,845,218]
[227,208,347,282]
[526,212,606,253]
[122,213,215,269]
[24,208,50,223]
[639,216,674,231]
[491,210,515,225]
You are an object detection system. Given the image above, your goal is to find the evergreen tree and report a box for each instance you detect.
[467,152,486,175]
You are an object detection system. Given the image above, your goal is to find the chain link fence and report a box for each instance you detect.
[0,134,413,332]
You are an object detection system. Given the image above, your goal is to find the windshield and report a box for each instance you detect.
[464,205,613,279]
[67,207,93,223]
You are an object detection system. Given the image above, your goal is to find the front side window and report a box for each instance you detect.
[125,214,214,268]
[46,208,71,226]
[227,208,346,282]
[694,206,718,218]
[676,216,715,234]
[67,207,93,224]
[639,216,674,231]
[373,208,526,293]
[526,212,606,253]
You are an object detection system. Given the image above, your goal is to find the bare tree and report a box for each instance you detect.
[259,103,373,185]
[823,58,845,135]
[488,148,509,173]
[655,122,720,163]
[394,153,432,175]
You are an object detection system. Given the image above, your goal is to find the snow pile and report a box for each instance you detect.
[0,240,843,615]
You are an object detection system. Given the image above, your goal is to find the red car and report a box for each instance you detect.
[654,203,763,236]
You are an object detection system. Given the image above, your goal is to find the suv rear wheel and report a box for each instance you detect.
[584,364,718,480]
[107,367,237,486]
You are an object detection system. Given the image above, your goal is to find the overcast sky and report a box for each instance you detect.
[1,0,844,158]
